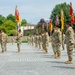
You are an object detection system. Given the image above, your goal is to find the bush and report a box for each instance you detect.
[26,31,31,36]
[22,40,28,43]
[8,30,17,36]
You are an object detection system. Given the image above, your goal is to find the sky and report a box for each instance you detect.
[0,0,75,24]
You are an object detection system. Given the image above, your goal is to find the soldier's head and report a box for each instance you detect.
[66,21,72,28]
[18,29,21,33]
[1,29,5,33]
[55,25,60,30]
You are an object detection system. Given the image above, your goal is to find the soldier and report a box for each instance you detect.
[38,33,42,49]
[42,30,48,54]
[51,26,57,57]
[52,25,62,58]
[16,29,22,52]
[73,26,75,53]
[34,34,38,48]
[65,21,74,64]
[62,32,65,50]
[31,35,34,46]
[1,29,7,53]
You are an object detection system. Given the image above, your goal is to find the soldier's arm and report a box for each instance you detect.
[68,30,74,44]
[57,31,62,43]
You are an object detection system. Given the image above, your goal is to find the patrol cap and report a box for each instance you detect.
[66,21,72,26]
[55,25,60,28]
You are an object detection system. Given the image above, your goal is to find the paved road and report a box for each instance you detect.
[0,43,75,75]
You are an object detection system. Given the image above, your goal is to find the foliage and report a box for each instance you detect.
[8,30,17,36]
[0,20,16,36]
[26,31,31,36]
[7,14,16,23]
[21,19,27,25]
[0,15,7,25]
[0,14,27,36]
[22,40,28,43]
[50,2,70,28]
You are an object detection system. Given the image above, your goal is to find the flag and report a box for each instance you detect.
[49,20,53,32]
[61,9,64,30]
[15,5,21,25]
[55,15,59,25]
[69,2,75,23]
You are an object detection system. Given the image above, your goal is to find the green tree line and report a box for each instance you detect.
[0,14,27,36]
[50,2,71,32]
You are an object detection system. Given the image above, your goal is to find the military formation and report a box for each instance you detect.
[0,20,75,64]
[27,20,75,64]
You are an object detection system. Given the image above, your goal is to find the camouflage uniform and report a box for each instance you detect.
[55,29,61,58]
[65,26,74,63]
[16,30,22,52]
[38,34,42,49]
[34,35,38,48]
[74,33,75,49]
[1,31,7,53]
[62,33,65,50]
[51,30,57,56]
[42,32,48,53]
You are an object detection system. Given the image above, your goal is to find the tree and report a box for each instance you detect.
[7,14,16,23]
[50,2,70,27]
[0,15,7,25]
[21,19,27,25]
[0,20,16,36]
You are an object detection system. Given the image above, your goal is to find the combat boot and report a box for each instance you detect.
[52,54,56,57]
[2,50,4,53]
[44,51,48,54]
[55,56,60,59]
[65,61,73,64]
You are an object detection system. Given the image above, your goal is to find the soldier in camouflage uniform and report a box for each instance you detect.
[38,33,42,49]
[65,21,74,64]
[16,29,22,52]
[62,32,65,50]
[34,34,38,48]
[52,26,62,58]
[1,29,7,53]
[73,27,75,53]
[51,26,57,57]
[31,35,34,46]
[42,30,48,54]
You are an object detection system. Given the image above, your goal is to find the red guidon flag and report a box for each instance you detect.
[69,2,75,24]
[15,5,21,25]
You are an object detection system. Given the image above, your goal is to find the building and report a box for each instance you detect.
[20,24,36,36]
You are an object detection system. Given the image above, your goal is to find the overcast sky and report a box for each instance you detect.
[0,0,75,24]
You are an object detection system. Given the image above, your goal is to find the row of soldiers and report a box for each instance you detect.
[27,30,49,54]
[0,29,22,53]
[27,21,75,64]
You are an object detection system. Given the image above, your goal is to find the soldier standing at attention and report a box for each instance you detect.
[42,30,48,54]
[65,21,74,64]
[62,32,65,50]
[38,33,42,49]
[31,35,34,46]
[16,29,22,52]
[34,34,38,48]
[54,26,62,58]
[1,29,7,53]
[51,26,57,57]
